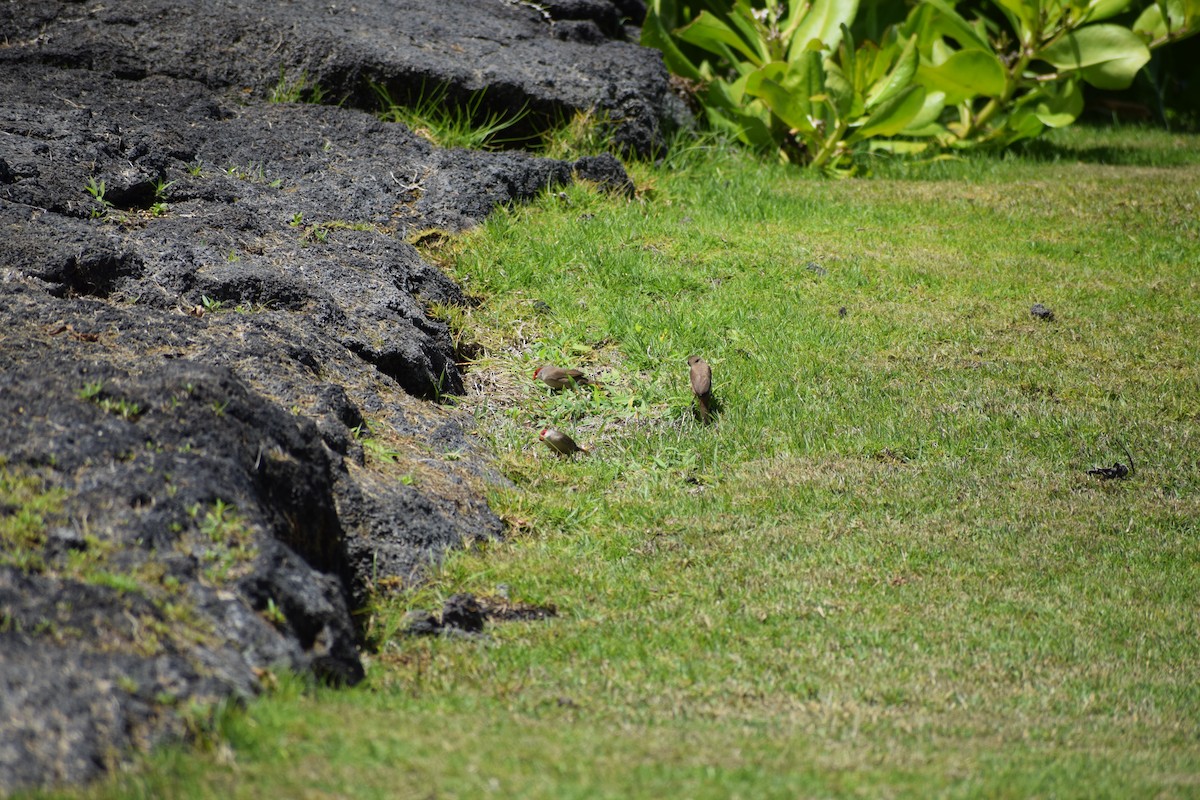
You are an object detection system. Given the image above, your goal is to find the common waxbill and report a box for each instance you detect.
[533,365,600,390]
[687,355,713,424]
[539,427,587,456]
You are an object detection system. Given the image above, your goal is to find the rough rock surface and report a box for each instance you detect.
[0,0,685,792]
[1,0,686,158]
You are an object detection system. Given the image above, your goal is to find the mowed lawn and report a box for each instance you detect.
[46,127,1200,800]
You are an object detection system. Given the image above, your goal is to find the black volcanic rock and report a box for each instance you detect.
[0,0,688,158]
[0,0,686,792]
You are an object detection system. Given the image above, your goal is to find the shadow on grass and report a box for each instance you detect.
[1007,126,1200,167]
[867,123,1200,180]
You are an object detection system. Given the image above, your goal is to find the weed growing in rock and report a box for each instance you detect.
[149,178,174,217]
[372,82,529,150]
[191,500,256,585]
[84,176,114,218]
[90,570,145,596]
[0,466,67,573]
[296,219,381,245]
[78,381,142,421]
[269,68,328,104]
[262,598,287,628]
[539,108,617,160]
[224,163,283,188]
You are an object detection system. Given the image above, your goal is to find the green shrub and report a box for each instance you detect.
[644,0,1200,171]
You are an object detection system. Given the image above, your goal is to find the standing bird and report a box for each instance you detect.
[539,427,587,456]
[687,355,714,424]
[533,365,600,390]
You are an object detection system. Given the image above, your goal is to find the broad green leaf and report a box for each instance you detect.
[724,71,753,105]
[724,2,777,62]
[679,10,766,66]
[1081,0,1132,23]
[1038,24,1151,89]
[851,84,927,140]
[822,61,858,118]
[1132,1,1170,38]
[1027,79,1084,126]
[991,0,1038,44]
[851,40,882,92]
[909,0,992,50]
[753,60,791,85]
[703,75,748,110]
[1003,106,1050,143]
[838,25,859,89]
[868,139,934,154]
[787,0,861,58]
[748,76,818,133]
[903,89,948,131]
[930,38,953,66]
[865,34,918,109]
[916,49,1007,104]
[903,121,949,137]
[640,7,703,80]
[786,50,828,109]
[704,102,775,149]
[1133,0,1200,41]
[745,61,815,129]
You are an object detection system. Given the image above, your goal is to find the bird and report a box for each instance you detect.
[687,355,713,424]
[533,365,600,390]
[539,427,587,456]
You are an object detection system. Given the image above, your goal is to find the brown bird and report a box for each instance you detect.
[533,365,600,390]
[687,355,713,424]
[539,427,587,456]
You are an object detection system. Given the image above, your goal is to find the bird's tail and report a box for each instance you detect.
[696,394,712,424]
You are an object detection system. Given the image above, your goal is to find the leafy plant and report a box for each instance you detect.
[79,380,142,420]
[262,598,288,627]
[644,0,941,170]
[644,0,1200,170]
[78,381,104,402]
[896,0,1196,147]
[84,176,114,218]
[149,178,174,217]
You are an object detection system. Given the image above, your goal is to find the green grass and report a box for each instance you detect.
[372,82,529,151]
[0,465,68,574]
[34,125,1200,799]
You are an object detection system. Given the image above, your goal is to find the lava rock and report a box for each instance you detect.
[0,0,670,790]
[440,593,486,634]
[0,0,690,158]
[1031,303,1055,321]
